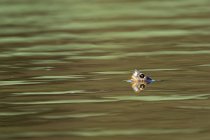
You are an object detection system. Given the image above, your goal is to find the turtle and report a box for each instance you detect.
[125,69,155,93]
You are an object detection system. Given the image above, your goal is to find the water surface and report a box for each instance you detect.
[1,0,210,140]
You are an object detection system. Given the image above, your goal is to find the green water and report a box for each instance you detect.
[1,0,210,140]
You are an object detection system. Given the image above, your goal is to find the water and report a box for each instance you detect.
[1,0,210,139]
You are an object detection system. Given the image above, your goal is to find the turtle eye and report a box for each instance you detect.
[139,73,145,78]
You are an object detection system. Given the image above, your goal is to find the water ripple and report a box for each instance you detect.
[68,128,201,137]
[40,113,107,119]
[93,71,129,75]
[141,68,179,72]
[126,50,210,57]
[0,80,43,86]
[3,99,118,105]
[105,94,210,102]
[68,50,210,60]
[13,90,91,96]
[32,75,84,80]
[198,64,210,67]
[176,106,210,110]
[0,111,37,116]
[0,128,201,138]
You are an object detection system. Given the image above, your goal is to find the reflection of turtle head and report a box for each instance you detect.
[132,81,147,93]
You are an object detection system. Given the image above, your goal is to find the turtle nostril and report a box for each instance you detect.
[139,74,145,78]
